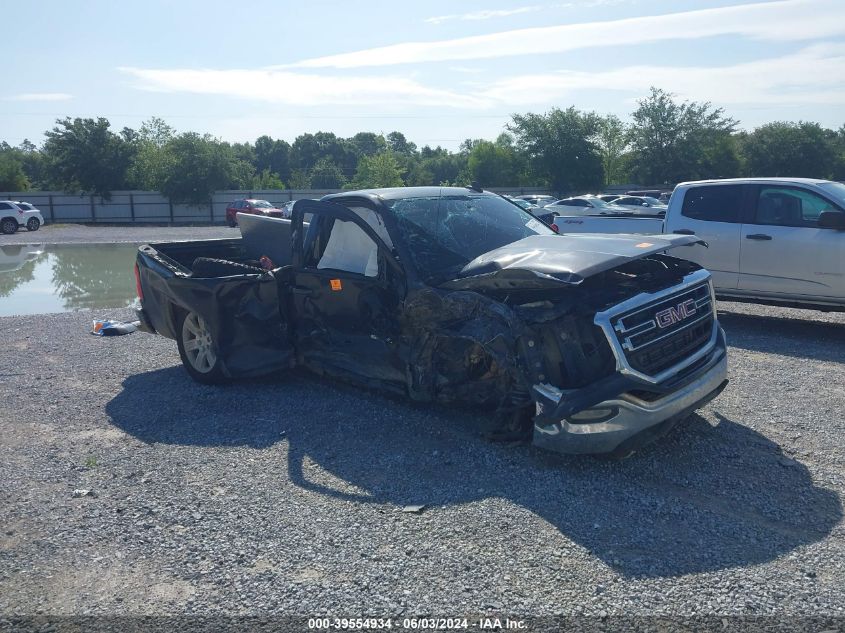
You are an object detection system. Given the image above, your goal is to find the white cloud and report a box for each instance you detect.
[448,66,485,74]
[4,93,72,101]
[289,0,845,69]
[424,0,632,24]
[118,67,489,109]
[120,43,845,114]
[480,44,845,107]
[425,6,542,25]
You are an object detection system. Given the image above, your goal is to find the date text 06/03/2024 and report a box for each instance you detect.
[307,617,527,630]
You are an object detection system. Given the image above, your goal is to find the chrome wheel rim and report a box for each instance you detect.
[182,313,217,373]
[27,218,39,230]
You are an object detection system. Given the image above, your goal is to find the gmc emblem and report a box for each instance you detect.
[655,299,697,328]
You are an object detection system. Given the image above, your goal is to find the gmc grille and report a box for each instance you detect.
[611,282,713,377]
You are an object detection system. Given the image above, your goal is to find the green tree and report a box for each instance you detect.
[309,157,346,189]
[127,117,175,190]
[288,168,311,189]
[411,146,467,186]
[14,140,48,189]
[350,152,404,189]
[627,87,737,185]
[386,131,417,155]
[831,125,845,181]
[467,138,520,186]
[252,168,286,190]
[232,141,256,167]
[699,131,742,179]
[404,160,434,186]
[348,132,386,159]
[509,106,604,193]
[0,152,28,191]
[159,133,244,205]
[384,131,419,180]
[254,135,291,182]
[42,117,136,198]
[595,115,628,185]
[741,121,835,178]
[291,132,355,175]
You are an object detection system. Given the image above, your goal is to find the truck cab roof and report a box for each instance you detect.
[677,177,834,187]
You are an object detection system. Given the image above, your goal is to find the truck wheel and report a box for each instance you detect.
[1,218,18,234]
[26,217,40,231]
[176,311,227,384]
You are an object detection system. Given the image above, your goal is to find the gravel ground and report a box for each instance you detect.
[0,301,843,624]
[1,224,236,245]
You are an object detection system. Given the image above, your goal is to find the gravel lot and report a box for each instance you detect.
[0,299,843,624]
[1,224,236,245]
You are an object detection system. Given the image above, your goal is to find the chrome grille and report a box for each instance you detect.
[609,281,714,378]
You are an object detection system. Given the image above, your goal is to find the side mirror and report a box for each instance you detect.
[818,211,845,230]
[642,202,649,206]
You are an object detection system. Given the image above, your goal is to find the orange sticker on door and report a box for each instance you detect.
[634,242,654,248]
[330,279,343,291]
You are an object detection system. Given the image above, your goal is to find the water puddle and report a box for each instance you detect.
[0,243,140,317]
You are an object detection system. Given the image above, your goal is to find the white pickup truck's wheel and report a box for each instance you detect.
[176,311,226,384]
[26,217,40,231]
[1,218,18,234]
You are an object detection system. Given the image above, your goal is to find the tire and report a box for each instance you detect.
[26,217,40,231]
[227,215,237,228]
[176,310,227,384]
[1,218,18,234]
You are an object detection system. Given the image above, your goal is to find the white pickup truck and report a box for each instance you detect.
[554,178,845,311]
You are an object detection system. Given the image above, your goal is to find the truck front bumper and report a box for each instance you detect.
[531,330,728,455]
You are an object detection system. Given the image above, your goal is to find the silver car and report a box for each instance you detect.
[545,196,631,216]
[612,196,668,215]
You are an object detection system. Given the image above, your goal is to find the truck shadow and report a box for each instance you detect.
[107,366,842,579]
[717,309,845,363]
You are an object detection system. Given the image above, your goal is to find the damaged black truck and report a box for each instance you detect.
[134,187,728,456]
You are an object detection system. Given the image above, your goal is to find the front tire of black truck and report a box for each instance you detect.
[176,310,227,384]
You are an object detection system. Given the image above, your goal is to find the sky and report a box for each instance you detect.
[1,0,844,151]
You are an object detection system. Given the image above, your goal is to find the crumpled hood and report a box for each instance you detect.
[440,233,704,290]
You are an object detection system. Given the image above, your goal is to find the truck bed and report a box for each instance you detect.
[147,238,255,274]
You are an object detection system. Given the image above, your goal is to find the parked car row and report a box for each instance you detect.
[0,200,45,234]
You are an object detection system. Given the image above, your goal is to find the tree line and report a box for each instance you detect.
[1,88,842,204]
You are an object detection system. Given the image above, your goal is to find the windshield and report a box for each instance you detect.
[252,200,274,208]
[388,194,555,282]
[818,182,845,206]
[643,196,663,205]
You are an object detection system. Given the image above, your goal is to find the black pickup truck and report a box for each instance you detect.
[135,187,728,456]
